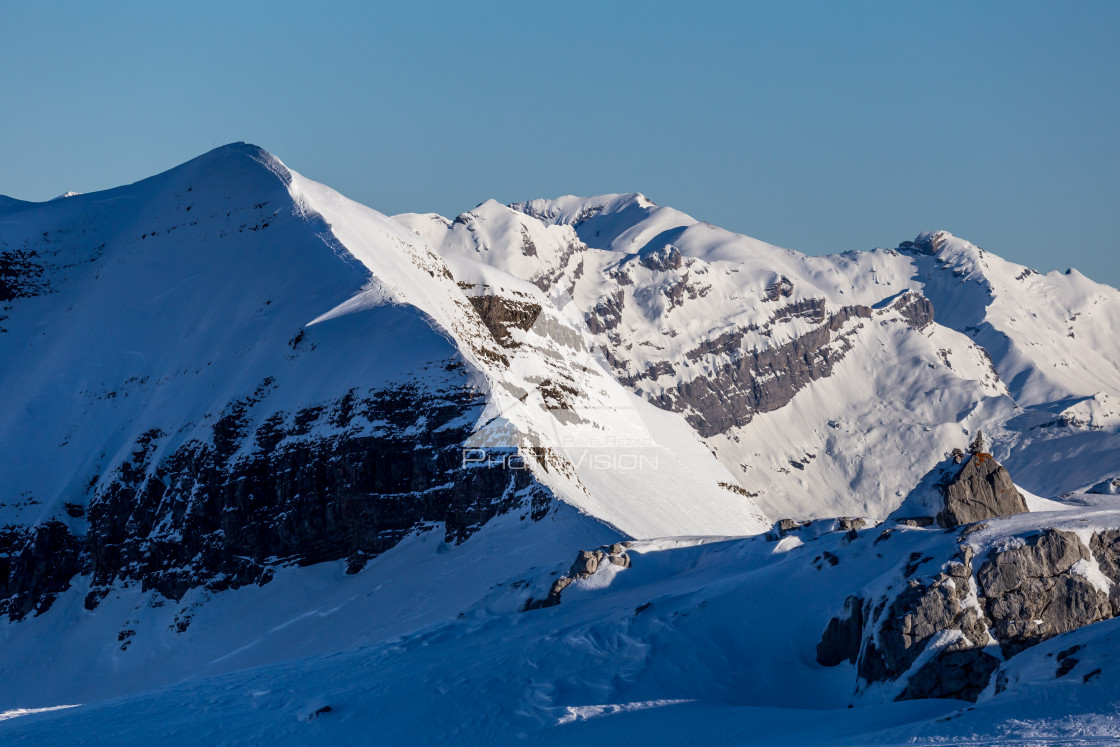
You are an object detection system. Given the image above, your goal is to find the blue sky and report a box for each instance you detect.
[2,1,1117,285]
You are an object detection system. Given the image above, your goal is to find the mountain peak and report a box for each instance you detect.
[167,142,291,186]
[898,230,957,255]
[509,192,657,227]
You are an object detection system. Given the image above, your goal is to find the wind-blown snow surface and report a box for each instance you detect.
[7,502,1120,745]
[4,145,1120,743]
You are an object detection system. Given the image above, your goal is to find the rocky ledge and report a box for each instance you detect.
[0,380,553,622]
[818,524,1120,702]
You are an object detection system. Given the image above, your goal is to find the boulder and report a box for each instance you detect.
[937,453,1029,528]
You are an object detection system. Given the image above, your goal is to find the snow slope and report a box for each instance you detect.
[399,195,1120,518]
[0,145,765,714]
[7,498,1120,744]
[0,145,766,540]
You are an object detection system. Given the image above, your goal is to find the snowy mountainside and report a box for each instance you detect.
[3,145,1120,743]
[399,194,1120,517]
[0,145,765,707]
[8,497,1120,744]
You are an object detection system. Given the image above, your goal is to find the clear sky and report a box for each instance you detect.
[2,1,1118,285]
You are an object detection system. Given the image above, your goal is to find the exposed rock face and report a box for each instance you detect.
[889,291,935,332]
[466,293,542,348]
[0,521,84,620]
[0,247,52,302]
[818,525,1120,703]
[898,649,1001,702]
[763,275,794,301]
[0,382,554,621]
[856,565,989,689]
[816,595,866,666]
[978,530,1111,655]
[1090,529,1120,613]
[584,288,626,335]
[817,547,1003,703]
[897,230,952,256]
[638,245,683,273]
[627,302,873,438]
[937,454,1029,528]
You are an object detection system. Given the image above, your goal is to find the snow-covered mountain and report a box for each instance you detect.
[399,193,1120,519]
[0,144,763,706]
[2,145,1120,743]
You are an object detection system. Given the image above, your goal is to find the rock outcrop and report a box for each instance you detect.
[898,648,1001,702]
[978,530,1111,655]
[611,299,874,438]
[892,444,1029,530]
[937,452,1029,528]
[818,524,1120,703]
[0,521,84,620]
[0,383,555,621]
[523,543,632,611]
[769,516,868,542]
[465,292,543,348]
[816,595,866,666]
[855,558,990,691]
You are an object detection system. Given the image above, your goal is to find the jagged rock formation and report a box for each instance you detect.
[818,523,1120,703]
[892,447,1030,530]
[978,530,1112,656]
[523,543,632,610]
[938,453,1029,528]
[1,381,555,621]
